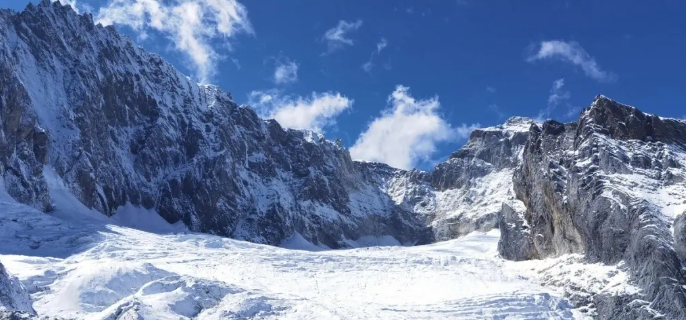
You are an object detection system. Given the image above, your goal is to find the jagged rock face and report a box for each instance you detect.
[0,1,537,248]
[4,3,686,319]
[0,1,436,248]
[498,202,537,261]
[509,95,686,318]
[357,117,534,241]
[0,55,50,212]
[0,263,34,315]
[674,212,686,262]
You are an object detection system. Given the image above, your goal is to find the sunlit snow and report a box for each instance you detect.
[0,176,590,319]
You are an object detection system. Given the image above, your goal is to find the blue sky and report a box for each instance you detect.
[4,0,686,170]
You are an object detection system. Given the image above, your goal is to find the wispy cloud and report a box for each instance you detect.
[322,20,363,54]
[564,105,582,119]
[363,38,388,73]
[527,40,616,82]
[97,0,254,83]
[53,0,80,12]
[547,78,569,106]
[362,61,374,74]
[536,78,570,122]
[486,86,496,94]
[231,58,241,70]
[248,90,353,133]
[273,59,298,85]
[376,38,388,53]
[489,104,506,119]
[350,85,479,170]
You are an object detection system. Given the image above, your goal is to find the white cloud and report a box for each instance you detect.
[322,20,363,54]
[273,59,298,84]
[489,104,506,119]
[565,106,582,119]
[362,37,389,73]
[350,85,479,170]
[231,58,241,70]
[376,38,388,53]
[527,40,616,82]
[248,90,353,133]
[486,86,496,93]
[96,0,254,83]
[547,78,569,106]
[53,0,79,12]
[362,61,373,73]
[536,78,570,121]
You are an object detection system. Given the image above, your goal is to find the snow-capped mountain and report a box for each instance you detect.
[501,96,686,318]
[2,1,686,319]
[357,116,534,241]
[0,0,529,249]
[1,0,433,248]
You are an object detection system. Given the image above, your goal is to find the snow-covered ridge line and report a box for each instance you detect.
[502,95,686,317]
[1,0,505,250]
[4,2,686,317]
[0,0,541,248]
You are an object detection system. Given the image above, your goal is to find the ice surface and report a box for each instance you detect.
[0,190,589,319]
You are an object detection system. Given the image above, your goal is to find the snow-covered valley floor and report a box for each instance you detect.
[1,183,633,319]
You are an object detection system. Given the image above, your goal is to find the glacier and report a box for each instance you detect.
[2,1,686,319]
[1,181,598,319]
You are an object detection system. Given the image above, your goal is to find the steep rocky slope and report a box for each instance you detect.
[0,262,34,316]
[3,2,686,318]
[358,116,533,241]
[500,95,686,318]
[0,0,526,248]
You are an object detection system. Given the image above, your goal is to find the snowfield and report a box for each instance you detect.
[0,179,632,319]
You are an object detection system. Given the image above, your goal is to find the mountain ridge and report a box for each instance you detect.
[2,1,686,318]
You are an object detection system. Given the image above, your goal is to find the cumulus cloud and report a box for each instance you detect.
[322,20,363,54]
[350,85,479,170]
[363,38,388,73]
[248,90,353,133]
[527,40,616,82]
[536,78,570,121]
[273,59,298,84]
[96,0,254,83]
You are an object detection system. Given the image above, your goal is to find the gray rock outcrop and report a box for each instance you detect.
[0,1,529,248]
[0,262,34,315]
[3,2,686,318]
[506,95,686,318]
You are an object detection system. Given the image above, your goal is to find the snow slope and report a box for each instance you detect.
[0,180,597,319]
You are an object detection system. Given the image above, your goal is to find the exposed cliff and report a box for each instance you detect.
[0,1,529,248]
[0,262,34,316]
[4,3,686,318]
[502,95,686,318]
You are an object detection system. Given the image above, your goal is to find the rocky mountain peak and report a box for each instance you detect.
[448,117,532,170]
[503,116,536,131]
[3,4,686,318]
[580,95,686,145]
[504,95,686,318]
